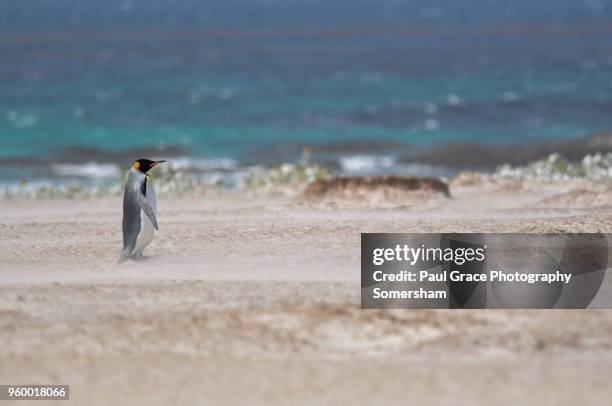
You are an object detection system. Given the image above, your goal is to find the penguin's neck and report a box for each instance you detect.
[129,167,147,191]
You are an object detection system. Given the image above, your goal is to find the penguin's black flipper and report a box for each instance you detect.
[136,192,159,230]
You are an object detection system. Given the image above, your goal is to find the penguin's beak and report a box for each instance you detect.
[151,160,166,168]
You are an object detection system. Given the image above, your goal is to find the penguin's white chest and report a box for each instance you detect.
[133,179,157,256]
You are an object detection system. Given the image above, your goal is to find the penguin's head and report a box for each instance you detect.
[132,159,165,174]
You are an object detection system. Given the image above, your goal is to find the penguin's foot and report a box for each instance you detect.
[118,249,150,263]
[132,256,151,262]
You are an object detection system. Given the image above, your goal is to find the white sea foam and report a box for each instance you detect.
[168,157,238,172]
[424,102,438,114]
[339,155,396,173]
[446,93,463,106]
[340,155,451,177]
[6,111,38,128]
[51,163,121,179]
[501,91,520,102]
[2,154,455,199]
[424,118,440,131]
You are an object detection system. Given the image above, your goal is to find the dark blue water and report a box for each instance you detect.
[1,0,611,181]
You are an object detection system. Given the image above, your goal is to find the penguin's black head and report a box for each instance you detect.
[132,159,166,174]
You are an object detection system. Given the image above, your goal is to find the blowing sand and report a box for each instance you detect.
[1,180,612,405]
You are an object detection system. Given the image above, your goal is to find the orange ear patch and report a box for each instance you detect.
[133,161,140,170]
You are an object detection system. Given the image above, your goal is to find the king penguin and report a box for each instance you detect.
[119,159,165,263]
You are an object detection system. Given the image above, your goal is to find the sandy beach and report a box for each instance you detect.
[1,180,612,405]
[2,0,612,403]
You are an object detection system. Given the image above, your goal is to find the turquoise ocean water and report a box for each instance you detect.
[1,0,612,184]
